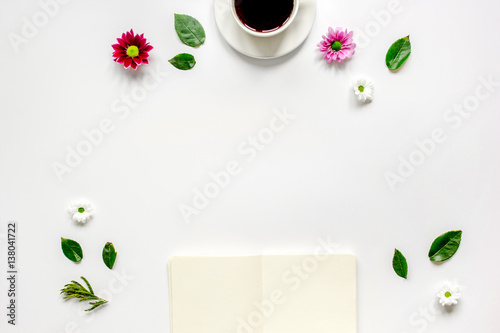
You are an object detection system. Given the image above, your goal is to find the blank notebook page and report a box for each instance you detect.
[168,254,357,333]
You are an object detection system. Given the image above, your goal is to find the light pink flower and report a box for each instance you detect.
[317,27,356,63]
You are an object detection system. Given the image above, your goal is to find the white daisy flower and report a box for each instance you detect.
[437,281,462,306]
[353,77,374,102]
[68,201,95,224]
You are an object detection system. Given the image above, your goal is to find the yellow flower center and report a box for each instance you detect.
[126,45,139,58]
[445,291,452,298]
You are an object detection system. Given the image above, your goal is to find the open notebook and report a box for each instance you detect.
[168,254,357,333]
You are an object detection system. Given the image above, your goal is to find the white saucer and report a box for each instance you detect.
[214,0,317,59]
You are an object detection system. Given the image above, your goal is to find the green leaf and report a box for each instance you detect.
[392,249,408,279]
[60,277,108,311]
[61,237,83,262]
[102,242,117,270]
[174,14,206,47]
[386,35,411,71]
[428,230,462,262]
[169,53,196,70]
[81,276,94,294]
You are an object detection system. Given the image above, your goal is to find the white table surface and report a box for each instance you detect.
[1,0,500,332]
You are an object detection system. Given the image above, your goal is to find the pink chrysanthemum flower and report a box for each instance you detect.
[317,27,356,63]
[112,29,153,70]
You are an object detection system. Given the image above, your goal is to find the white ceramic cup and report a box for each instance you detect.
[230,0,299,37]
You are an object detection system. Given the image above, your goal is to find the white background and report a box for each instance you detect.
[1,0,500,332]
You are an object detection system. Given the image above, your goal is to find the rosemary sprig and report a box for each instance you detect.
[60,276,108,311]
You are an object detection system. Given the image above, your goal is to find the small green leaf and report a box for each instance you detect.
[60,277,108,311]
[169,53,196,70]
[61,237,83,262]
[428,230,462,262]
[102,242,117,270]
[392,249,408,279]
[386,35,411,71]
[174,14,206,47]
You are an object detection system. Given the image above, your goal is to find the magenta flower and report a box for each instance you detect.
[112,29,153,70]
[317,27,356,63]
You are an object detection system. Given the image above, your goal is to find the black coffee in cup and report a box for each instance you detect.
[234,0,294,32]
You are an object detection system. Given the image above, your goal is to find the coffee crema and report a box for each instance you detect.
[234,0,294,32]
